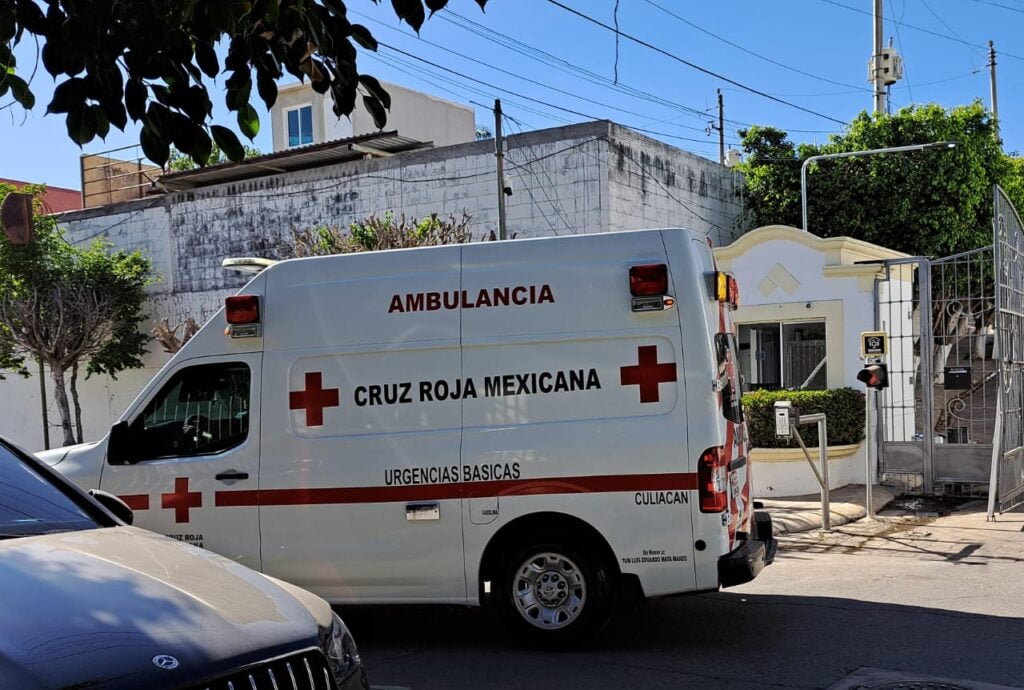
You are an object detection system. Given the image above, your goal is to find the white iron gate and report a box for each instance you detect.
[989,185,1024,515]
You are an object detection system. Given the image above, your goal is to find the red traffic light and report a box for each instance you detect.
[857,363,889,389]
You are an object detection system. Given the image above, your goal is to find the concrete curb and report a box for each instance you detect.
[759,484,897,535]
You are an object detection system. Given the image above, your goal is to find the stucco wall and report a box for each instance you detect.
[607,127,745,248]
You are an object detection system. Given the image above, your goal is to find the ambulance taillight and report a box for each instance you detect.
[224,295,261,338]
[629,264,675,312]
[698,447,729,513]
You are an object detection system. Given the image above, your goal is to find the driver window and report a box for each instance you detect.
[129,362,250,461]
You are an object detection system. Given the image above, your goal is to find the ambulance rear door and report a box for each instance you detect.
[459,230,698,599]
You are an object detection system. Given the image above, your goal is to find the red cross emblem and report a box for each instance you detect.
[289,372,340,427]
[620,345,677,403]
[161,477,202,524]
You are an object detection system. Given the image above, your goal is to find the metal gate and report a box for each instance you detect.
[876,186,1024,508]
[875,249,997,494]
[990,185,1024,514]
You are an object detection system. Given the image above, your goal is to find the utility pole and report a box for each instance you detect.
[989,41,1000,140]
[38,358,49,450]
[717,89,725,166]
[872,0,885,115]
[493,98,507,241]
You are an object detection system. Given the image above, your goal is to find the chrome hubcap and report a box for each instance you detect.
[512,552,586,630]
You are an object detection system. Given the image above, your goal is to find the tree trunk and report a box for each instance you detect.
[70,362,84,444]
[50,365,76,447]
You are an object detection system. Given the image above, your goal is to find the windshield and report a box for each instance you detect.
[0,442,99,538]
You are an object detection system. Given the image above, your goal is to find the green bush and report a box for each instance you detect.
[742,388,866,449]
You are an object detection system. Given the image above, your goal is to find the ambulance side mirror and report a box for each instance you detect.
[107,421,133,466]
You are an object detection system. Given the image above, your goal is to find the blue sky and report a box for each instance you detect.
[1,0,1019,191]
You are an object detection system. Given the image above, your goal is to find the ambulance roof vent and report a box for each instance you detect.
[222,257,279,274]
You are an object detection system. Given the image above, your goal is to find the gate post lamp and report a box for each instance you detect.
[801,141,958,232]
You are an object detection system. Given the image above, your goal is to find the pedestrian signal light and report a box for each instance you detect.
[857,363,889,389]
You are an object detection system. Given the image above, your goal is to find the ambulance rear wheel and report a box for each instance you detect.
[498,538,612,646]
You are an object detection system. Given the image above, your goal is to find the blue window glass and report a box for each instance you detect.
[287,109,300,147]
[287,105,314,147]
[299,106,313,144]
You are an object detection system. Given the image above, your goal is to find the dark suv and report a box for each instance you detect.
[0,436,369,690]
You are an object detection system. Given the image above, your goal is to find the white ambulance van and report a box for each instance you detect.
[40,228,776,643]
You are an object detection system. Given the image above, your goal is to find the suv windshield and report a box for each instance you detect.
[0,442,98,538]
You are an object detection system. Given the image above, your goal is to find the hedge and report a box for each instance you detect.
[741,388,866,449]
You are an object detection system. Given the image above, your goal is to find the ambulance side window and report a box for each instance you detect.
[125,363,250,462]
[715,333,744,424]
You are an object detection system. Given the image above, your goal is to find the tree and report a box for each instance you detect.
[1002,156,1024,213]
[289,211,472,257]
[738,102,1014,257]
[0,0,488,167]
[168,144,263,172]
[0,184,151,445]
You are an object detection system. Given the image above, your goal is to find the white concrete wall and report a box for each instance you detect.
[607,128,746,248]
[752,444,868,498]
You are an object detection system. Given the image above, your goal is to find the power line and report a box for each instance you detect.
[438,10,731,130]
[964,0,1024,14]
[440,10,833,140]
[543,0,848,125]
[352,10,733,141]
[643,0,871,93]
[816,0,1024,62]
[377,43,734,150]
[888,0,914,103]
[503,114,577,235]
[917,0,983,68]
[368,51,575,127]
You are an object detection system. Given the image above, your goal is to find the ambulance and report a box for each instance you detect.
[39,228,776,643]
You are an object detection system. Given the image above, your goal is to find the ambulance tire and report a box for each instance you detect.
[497,536,613,647]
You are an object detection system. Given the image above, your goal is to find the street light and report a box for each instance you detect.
[800,141,958,232]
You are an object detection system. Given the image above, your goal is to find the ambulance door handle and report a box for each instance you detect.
[215,471,249,481]
[406,503,440,521]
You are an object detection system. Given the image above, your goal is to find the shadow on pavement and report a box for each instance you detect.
[341,591,1024,689]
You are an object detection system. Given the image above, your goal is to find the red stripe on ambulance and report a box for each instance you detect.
[118,494,150,510]
[214,472,699,508]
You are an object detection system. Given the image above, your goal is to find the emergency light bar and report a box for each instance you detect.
[224,295,262,339]
[706,271,739,308]
[629,264,675,313]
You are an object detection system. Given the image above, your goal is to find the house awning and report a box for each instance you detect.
[157,131,431,191]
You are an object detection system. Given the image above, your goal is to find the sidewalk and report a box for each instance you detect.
[759,484,897,534]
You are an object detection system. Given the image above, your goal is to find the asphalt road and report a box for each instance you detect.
[345,504,1024,689]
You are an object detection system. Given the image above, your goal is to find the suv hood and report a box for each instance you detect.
[0,527,327,689]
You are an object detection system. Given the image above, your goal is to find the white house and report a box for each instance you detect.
[270,80,476,152]
[714,225,911,496]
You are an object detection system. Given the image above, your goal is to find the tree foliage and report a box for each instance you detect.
[0,183,152,445]
[738,102,1024,257]
[168,143,262,172]
[0,0,488,167]
[289,211,473,257]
